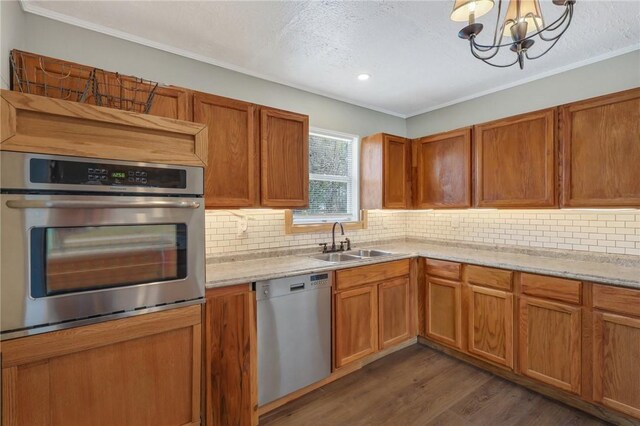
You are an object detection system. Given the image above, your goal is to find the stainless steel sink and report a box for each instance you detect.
[349,249,392,258]
[310,253,363,262]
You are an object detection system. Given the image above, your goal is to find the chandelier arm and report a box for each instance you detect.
[534,4,572,33]
[471,5,572,49]
[469,39,502,60]
[478,56,520,68]
[525,32,564,60]
[486,0,506,48]
[536,6,573,42]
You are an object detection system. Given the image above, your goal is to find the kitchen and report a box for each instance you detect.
[1,0,639,425]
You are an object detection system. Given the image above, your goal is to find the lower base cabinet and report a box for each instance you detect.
[466,284,514,369]
[335,285,379,368]
[425,277,462,349]
[379,277,411,349]
[518,296,582,394]
[1,306,202,426]
[593,311,640,418]
[204,284,258,426]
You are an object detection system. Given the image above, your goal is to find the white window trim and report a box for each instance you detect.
[293,127,360,225]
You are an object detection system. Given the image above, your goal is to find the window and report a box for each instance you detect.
[293,129,359,224]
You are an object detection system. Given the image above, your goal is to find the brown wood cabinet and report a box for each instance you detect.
[592,284,640,419]
[560,88,640,207]
[379,276,411,349]
[474,108,557,208]
[519,296,582,394]
[194,92,259,208]
[464,275,514,369]
[204,284,258,426]
[260,107,309,207]
[150,85,193,120]
[413,128,472,209]
[335,260,413,368]
[1,306,202,426]
[361,133,411,209]
[335,285,379,368]
[425,276,463,349]
[1,90,208,167]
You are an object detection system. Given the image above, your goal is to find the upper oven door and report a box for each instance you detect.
[0,193,204,334]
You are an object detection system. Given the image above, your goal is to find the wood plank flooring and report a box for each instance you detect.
[260,345,609,426]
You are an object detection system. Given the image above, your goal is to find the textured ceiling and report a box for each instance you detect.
[22,0,640,117]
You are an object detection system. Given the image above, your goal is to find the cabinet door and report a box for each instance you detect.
[379,276,411,349]
[415,128,471,208]
[335,285,378,368]
[474,108,556,207]
[1,306,201,426]
[260,108,309,207]
[205,285,258,426]
[194,92,259,208]
[593,312,640,419]
[467,285,514,368]
[561,88,640,207]
[425,277,462,349]
[383,134,411,208]
[519,297,581,394]
[148,86,192,120]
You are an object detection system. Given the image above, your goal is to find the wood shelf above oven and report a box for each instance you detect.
[0,90,208,167]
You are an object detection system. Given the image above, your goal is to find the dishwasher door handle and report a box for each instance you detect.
[290,283,305,291]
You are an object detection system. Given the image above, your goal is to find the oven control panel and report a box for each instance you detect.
[29,158,187,189]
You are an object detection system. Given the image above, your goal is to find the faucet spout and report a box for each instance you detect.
[332,222,345,251]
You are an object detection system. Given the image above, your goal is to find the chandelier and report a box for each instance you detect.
[451,0,575,69]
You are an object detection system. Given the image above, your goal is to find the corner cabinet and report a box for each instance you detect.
[413,128,472,209]
[474,108,557,208]
[260,108,309,207]
[361,133,411,209]
[560,88,640,207]
[193,92,259,208]
[1,306,202,426]
[204,284,258,426]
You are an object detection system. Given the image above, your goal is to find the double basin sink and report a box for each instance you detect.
[310,249,393,263]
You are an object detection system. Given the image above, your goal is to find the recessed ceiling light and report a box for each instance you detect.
[357,73,370,81]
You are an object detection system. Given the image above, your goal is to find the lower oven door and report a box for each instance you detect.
[1,193,204,336]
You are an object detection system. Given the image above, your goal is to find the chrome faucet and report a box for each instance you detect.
[331,221,344,252]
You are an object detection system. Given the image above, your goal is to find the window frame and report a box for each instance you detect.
[292,127,360,225]
[285,127,368,234]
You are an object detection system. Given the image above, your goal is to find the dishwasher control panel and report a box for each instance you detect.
[254,273,332,300]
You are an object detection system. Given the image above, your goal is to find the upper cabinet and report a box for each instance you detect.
[194,92,259,208]
[474,108,557,208]
[150,86,193,121]
[413,128,472,209]
[361,133,411,209]
[560,88,640,207]
[260,108,309,208]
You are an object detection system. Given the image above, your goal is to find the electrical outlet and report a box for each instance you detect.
[237,217,248,238]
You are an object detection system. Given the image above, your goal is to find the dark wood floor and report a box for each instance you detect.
[260,345,609,426]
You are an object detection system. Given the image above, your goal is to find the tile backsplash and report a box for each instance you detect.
[205,210,406,257]
[407,210,640,256]
[205,209,640,258]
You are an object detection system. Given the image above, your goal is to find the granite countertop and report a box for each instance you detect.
[205,240,640,290]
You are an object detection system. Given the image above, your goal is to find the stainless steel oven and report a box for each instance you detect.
[0,152,205,339]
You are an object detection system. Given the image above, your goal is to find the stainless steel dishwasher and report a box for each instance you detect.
[255,273,332,406]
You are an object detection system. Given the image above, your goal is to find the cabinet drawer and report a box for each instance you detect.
[466,265,513,291]
[521,273,582,305]
[425,259,461,281]
[336,259,410,291]
[593,284,640,317]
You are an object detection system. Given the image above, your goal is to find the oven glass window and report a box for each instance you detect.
[31,224,187,297]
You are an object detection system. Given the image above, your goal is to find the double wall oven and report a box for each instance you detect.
[1,152,205,339]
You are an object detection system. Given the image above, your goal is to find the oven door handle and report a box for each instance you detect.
[6,200,201,209]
